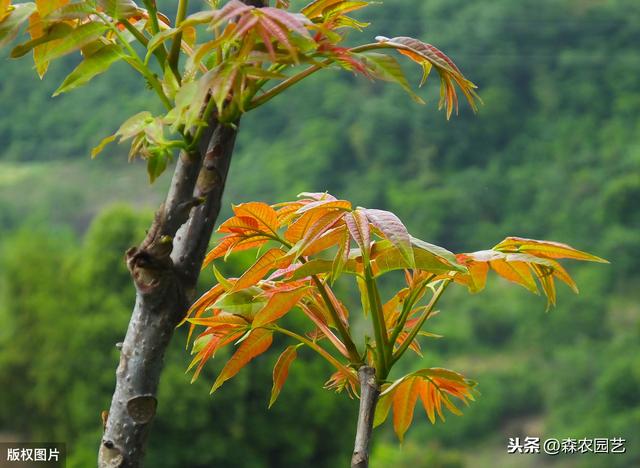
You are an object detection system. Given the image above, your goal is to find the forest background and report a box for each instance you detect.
[0,0,638,466]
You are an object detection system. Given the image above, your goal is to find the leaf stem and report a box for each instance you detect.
[248,59,330,110]
[269,236,362,365]
[122,20,168,67]
[271,325,358,386]
[248,42,443,110]
[391,279,451,366]
[97,12,172,110]
[168,0,189,80]
[186,94,218,151]
[388,275,434,347]
[141,0,161,34]
[311,275,363,365]
[364,265,389,379]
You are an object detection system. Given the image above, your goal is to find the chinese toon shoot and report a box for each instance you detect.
[0,0,575,467]
[1,1,481,465]
[184,195,607,468]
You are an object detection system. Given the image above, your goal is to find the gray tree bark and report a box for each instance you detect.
[351,366,380,468]
[98,119,238,468]
[98,4,269,467]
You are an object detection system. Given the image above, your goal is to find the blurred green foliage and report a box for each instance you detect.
[0,0,639,466]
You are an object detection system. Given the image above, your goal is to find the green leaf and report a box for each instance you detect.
[191,333,214,356]
[10,22,73,58]
[212,265,234,291]
[359,52,425,104]
[144,27,177,64]
[91,134,117,158]
[370,239,465,276]
[45,3,96,22]
[373,392,392,428]
[117,111,153,140]
[0,3,36,48]
[146,152,170,183]
[37,22,108,63]
[411,236,466,272]
[53,44,122,96]
[97,0,140,19]
[288,259,356,281]
[212,288,268,319]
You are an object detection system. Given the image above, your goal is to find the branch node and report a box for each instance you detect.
[127,395,158,424]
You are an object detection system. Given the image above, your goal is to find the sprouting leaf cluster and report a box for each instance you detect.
[1,0,480,181]
[182,192,606,440]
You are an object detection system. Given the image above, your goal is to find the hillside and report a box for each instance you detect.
[0,1,638,466]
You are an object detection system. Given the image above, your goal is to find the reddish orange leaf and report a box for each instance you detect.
[417,379,436,423]
[295,199,352,214]
[301,0,344,19]
[301,225,347,257]
[182,283,226,345]
[231,235,273,255]
[269,345,299,408]
[375,36,480,118]
[382,288,408,330]
[382,368,475,437]
[395,331,422,357]
[490,258,538,294]
[231,248,290,292]
[203,235,241,268]
[392,376,421,442]
[252,286,309,328]
[323,368,358,398]
[531,263,557,308]
[187,313,249,328]
[546,259,579,293]
[211,328,274,393]
[299,302,350,358]
[284,209,325,244]
[188,329,245,382]
[322,281,350,325]
[218,215,261,234]
[363,208,414,267]
[290,210,346,258]
[494,237,608,263]
[233,202,279,236]
[275,202,305,226]
[455,255,489,293]
[345,209,370,258]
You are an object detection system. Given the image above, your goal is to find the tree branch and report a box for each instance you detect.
[351,366,380,468]
[99,2,269,467]
[172,121,239,287]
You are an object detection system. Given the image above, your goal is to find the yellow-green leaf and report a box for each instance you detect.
[0,3,36,48]
[53,44,121,96]
[38,22,108,63]
[359,52,425,104]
